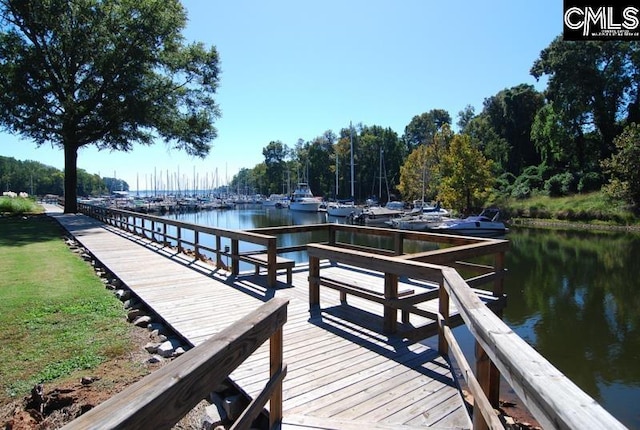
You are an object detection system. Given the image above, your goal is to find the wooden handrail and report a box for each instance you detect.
[441,267,626,430]
[61,298,289,430]
[78,203,284,287]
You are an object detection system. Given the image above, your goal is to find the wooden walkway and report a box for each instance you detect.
[47,207,472,429]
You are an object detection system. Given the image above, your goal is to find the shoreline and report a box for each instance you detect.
[509,217,640,232]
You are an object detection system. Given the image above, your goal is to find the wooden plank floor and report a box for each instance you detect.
[48,209,472,429]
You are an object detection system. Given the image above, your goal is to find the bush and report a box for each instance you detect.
[510,182,531,199]
[577,172,602,193]
[544,172,574,197]
[0,196,40,214]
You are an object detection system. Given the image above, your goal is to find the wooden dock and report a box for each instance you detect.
[48,208,473,429]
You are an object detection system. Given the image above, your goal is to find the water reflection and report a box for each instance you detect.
[505,227,640,428]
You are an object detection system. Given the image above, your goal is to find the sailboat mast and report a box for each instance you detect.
[350,122,355,200]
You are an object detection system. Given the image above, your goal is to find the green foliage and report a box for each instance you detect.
[0,155,116,196]
[601,123,640,209]
[437,133,494,213]
[262,141,289,195]
[497,192,636,224]
[544,172,574,197]
[531,38,640,163]
[509,164,548,199]
[0,196,41,214]
[0,0,221,212]
[402,109,451,151]
[577,172,602,193]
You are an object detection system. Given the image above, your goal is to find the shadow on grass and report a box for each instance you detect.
[0,214,65,247]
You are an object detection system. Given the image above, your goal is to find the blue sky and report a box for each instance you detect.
[1,0,562,192]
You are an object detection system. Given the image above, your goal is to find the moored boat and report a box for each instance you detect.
[326,200,362,217]
[427,208,508,237]
[263,194,290,208]
[289,183,321,212]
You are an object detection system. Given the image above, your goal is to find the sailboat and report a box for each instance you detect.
[327,124,362,217]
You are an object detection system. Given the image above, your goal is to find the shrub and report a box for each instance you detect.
[577,172,602,193]
[544,172,574,197]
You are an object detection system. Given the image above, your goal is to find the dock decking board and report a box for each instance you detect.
[50,210,473,429]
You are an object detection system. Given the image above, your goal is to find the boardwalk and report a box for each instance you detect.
[47,207,472,429]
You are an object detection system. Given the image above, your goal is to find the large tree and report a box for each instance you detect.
[402,109,451,152]
[262,140,288,195]
[437,133,493,214]
[0,0,220,212]
[601,123,640,210]
[531,38,640,163]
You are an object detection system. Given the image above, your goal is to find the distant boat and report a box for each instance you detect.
[263,194,290,209]
[289,183,321,212]
[428,208,508,237]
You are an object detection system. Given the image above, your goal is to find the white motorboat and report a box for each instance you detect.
[347,201,406,226]
[388,202,450,230]
[428,208,508,237]
[263,194,290,208]
[326,200,362,217]
[289,183,321,212]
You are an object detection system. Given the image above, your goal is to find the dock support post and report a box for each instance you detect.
[383,273,398,333]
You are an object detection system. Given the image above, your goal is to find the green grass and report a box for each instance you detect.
[493,191,638,225]
[0,215,134,401]
[0,196,43,214]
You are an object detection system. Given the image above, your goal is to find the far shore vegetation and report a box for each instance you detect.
[0,214,144,402]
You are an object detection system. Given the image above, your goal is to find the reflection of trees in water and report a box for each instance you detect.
[505,227,640,402]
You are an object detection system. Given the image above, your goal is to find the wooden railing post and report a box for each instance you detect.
[438,278,449,355]
[383,272,398,333]
[474,341,493,430]
[393,231,403,256]
[269,326,284,428]
[231,239,239,276]
[215,236,223,268]
[309,255,320,308]
[176,226,183,253]
[194,230,200,259]
[267,238,277,287]
[328,224,336,245]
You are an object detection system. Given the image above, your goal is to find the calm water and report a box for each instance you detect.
[164,206,640,428]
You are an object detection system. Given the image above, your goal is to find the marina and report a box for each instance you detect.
[49,203,629,429]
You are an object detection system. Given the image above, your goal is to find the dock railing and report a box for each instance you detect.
[79,203,286,287]
[305,243,625,430]
[61,298,288,430]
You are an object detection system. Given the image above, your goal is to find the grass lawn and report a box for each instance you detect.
[496,191,638,225]
[0,214,140,402]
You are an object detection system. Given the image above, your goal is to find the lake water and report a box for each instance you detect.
[163,206,640,428]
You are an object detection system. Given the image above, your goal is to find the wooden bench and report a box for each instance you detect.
[239,252,295,285]
[309,274,440,332]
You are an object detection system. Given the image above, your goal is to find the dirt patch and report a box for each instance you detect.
[0,325,162,430]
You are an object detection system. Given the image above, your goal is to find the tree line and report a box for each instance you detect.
[0,156,128,197]
[230,37,640,214]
